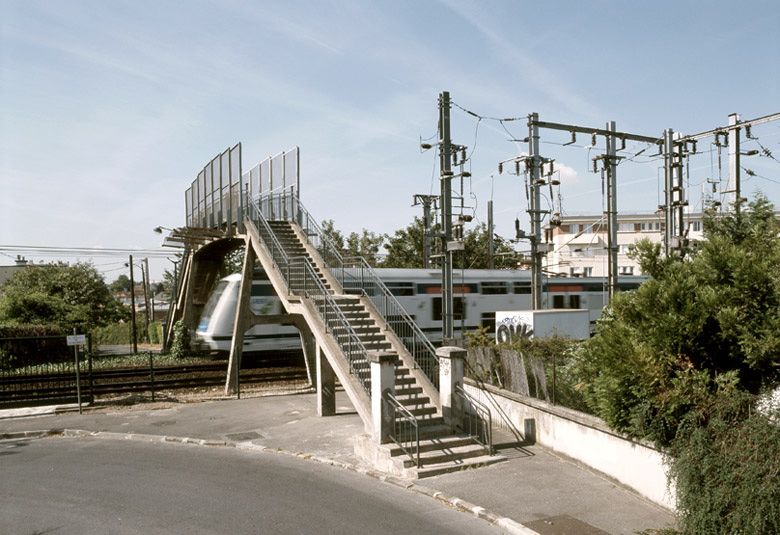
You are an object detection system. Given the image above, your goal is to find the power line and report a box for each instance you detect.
[0,245,173,258]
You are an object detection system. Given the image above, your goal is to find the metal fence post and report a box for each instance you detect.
[149,352,155,402]
[87,333,94,403]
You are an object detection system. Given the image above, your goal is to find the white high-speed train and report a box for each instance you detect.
[195,268,645,353]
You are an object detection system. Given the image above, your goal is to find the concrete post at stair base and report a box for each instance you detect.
[316,341,336,417]
[369,351,397,444]
[437,346,466,427]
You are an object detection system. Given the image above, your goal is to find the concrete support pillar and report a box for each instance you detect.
[369,351,397,444]
[225,240,255,396]
[316,341,336,416]
[296,318,317,388]
[437,346,466,427]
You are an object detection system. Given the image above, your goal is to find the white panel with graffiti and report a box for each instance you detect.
[495,309,590,343]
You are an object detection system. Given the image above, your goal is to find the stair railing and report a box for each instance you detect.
[383,391,420,468]
[246,196,372,394]
[454,384,494,455]
[267,191,439,388]
[246,197,291,276]
[338,256,440,389]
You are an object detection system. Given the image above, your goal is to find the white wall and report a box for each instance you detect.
[465,379,676,509]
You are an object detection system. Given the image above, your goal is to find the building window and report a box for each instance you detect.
[569,294,581,309]
[618,223,634,232]
[582,267,593,277]
[691,221,702,232]
[553,295,566,309]
[570,223,580,234]
[619,266,634,275]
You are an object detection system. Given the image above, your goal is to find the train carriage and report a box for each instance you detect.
[195,268,645,353]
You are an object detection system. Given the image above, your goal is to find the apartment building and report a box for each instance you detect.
[542,213,707,277]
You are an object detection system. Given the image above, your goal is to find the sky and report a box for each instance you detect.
[1,0,779,281]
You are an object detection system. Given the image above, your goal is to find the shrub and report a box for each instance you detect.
[169,320,190,359]
[0,324,69,369]
[669,392,780,534]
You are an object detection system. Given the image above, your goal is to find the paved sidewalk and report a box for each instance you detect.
[1,393,675,534]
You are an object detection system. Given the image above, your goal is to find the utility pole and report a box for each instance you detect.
[128,255,137,354]
[140,260,150,343]
[438,91,454,342]
[728,113,742,214]
[674,112,780,216]
[527,113,543,310]
[143,257,153,327]
[413,194,437,269]
[663,129,674,256]
[662,129,688,256]
[605,121,619,300]
[487,200,495,270]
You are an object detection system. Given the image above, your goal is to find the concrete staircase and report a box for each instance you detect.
[254,217,506,478]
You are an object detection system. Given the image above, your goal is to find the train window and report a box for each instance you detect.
[569,294,581,309]
[432,297,466,321]
[385,281,415,296]
[513,282,532,294]
[480,312,496,332]
[417,283,478,294]
[553,295,566,309]
[481,281,507,295]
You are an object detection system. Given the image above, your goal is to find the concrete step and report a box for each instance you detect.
[408,406,438,418]
[394,395,431,407]
[415,453,507,479]
[402,442,490,468]
[389,434,478,457]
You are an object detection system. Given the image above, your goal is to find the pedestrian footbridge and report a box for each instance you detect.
[164,145,505,477]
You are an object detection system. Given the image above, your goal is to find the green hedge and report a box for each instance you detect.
[0,324,69,369]
[92,321,163,346]
[669,392,780,534]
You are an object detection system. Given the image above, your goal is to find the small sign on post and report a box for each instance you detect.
[67,334,86,346]
[68,331,85,414]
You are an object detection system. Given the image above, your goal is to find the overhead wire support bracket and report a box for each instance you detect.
[530,119,662,145]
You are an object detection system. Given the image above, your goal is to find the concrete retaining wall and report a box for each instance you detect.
[464,379,675,509]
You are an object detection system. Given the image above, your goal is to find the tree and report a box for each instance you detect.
[320,220,385,267]
[383,217,426,268]
[383,218,516,269]
[455,222,516,269]
[109,274,132,293]
[0,262,128,331]
[574,195,780,447]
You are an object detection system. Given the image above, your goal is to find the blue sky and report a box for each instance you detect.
[2,0,779,280]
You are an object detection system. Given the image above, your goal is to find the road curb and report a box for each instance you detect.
[2,429,539,535]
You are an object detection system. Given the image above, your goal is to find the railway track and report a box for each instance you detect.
[0,363,309,408]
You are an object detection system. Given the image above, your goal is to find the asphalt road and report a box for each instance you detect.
[0,436,502,535]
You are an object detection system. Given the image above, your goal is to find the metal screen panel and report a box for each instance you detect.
[204,164,213,227]
[197,170,206,227]
[185,187,193,226]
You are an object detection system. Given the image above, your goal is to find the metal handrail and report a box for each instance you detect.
[287,190,345,268]
[338,256,440,388]
[252,190,439,390]
[245,196,372,394]
[246,198,290,269]
[384,392,420,468]
[454,383,493,455]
